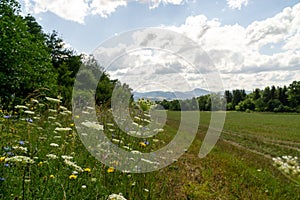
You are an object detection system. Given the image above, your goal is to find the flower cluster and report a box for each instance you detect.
[273,156,300,182]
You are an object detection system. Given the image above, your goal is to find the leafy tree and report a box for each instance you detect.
[253,88,261,100]
[235,98,255,111]
[232,89,246,107]
[0,0,57,108]
[288,81,300,111]
[278,86,289,106]
[45,31,82,107]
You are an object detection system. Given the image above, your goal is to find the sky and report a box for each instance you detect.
[18,0,300,92]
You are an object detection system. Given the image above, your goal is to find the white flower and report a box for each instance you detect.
[131,150,141,155]
[45,97,61,103]
[122,146,131,150]
[132,122,143,128]
[31,99,39,103]
[12,146,28,152]
[55,127,72,131]
[106,123,114,127]
[81,121,104,131]
[50,143,59,147]
[62,111,72,115]
[48,109,57,113]
[107,193,127,200]
[5,156,34,164]
[64,159,83,172]
[112,139,123,144]
[61,155,73,160]
[156,128,164,132]
[55,122,62,127]
[24,110,35,115]
[60,112,68,116]
[142,119,151,123]
[46,154,58,159]
[134,116,141,121]
[82,185,87,189]
[15,105,28,109]
[48,116,56,120]
[59,106,68,111]
[141,158,154,164]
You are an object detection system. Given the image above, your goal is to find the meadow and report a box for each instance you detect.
[0,98,299,200]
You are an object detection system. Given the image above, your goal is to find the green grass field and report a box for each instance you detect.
[1,102,299,199]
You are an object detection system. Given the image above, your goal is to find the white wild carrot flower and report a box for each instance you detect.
[15,105,28,109]
[5,156,34,164]
[46,154,58,159]
[24,110,35,115]
[50,143,59,147]
[55,127,72,131]
[45,97,61,103]
[81,121,104,131]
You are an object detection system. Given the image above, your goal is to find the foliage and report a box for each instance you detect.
[157,81,299,113]
[0,0,57,109]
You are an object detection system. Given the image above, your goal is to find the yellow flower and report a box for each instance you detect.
[107,167,115,173]
[49,174,55,179]
[0,157,5,162]
[84,168,91,173]
[38,161,43,167]
[70,123,75,127]
[69,174,77,180]
[75,115,80,119]
[139,142,146,147]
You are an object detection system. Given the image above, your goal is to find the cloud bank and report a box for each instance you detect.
[164,3,300,89]
[226,0,248,10]
[22,0,186,23]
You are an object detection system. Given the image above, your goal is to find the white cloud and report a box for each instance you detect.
[93,3,300,91]
[90,0,127,18]
[162,3,300,90]
[226,0,248,10]
[26,0,89,24]
[21,0,187,23]
[146,0,185,9]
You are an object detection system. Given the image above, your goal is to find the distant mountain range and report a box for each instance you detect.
[133,88,210,101]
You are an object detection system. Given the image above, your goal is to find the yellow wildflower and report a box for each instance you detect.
[0,157,5,162]
[69,174,77,180]
[38,161,43,167]
[75,115,80,119]
[70,123,75,127]
[107,167,115,173]
[84,168,91,173]
[139,142,146,147]
[49,175,55,179]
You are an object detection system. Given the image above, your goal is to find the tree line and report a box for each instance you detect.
[156,81,300,113]
[0,0,125,110]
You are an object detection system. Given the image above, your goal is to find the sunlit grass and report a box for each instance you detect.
[0,101,299,199]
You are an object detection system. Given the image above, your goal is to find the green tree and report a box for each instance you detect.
[45,31,82,107]
[0,0,57,108]
[253,88,261,100]
[288,81,300,111]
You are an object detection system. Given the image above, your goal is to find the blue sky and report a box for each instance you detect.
[18,0,300,91]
